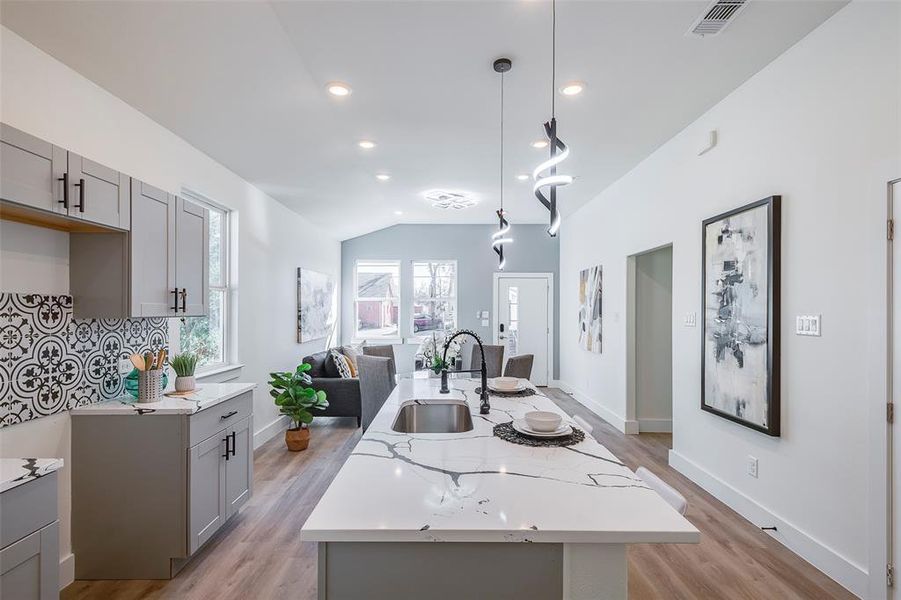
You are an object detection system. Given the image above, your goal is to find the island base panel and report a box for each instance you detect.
[563,543,627,600]
[319,541,566,600]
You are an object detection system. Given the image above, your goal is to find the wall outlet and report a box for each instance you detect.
[747,456,759,478]
[118,358,134,376]
[684,312,697,327]
[795,314,821,336]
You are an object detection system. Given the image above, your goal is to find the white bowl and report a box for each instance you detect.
[524,411,562,433]
[492,377,520,391]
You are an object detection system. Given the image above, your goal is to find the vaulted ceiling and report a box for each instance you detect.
[1,1,846,239]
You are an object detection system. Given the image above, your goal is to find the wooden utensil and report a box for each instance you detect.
[156,349,167,370]
[130,354,145,372]
[144,351,154,371]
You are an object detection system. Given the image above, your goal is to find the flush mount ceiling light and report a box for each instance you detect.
[326,81,352,97]
[491,58,514,271]
[559,81,585,96]
[422,189,477,210]
[358,140,376,149]
[376,173,391,181]
[531,140,549,149]
[532,0,573,237]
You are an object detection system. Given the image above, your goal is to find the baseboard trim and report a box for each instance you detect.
[554,381,637,434]
[638,418,672,433]
[254,415,290,450]
[668,450,867,598]
[59,552,74,589]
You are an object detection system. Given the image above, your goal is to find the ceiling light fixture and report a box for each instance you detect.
[531,140,549,149]
[376,173,391,181]
[326,81,352,97]
[358,140,376,149]
[422,189,476,210]
[491,58,514,271]
[559,81,585,96]
[532,0,573,237]
[394,210,404,216]
[516,174,529,181]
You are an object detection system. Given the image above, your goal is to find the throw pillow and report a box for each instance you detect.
[340,344,364,377]
[330,349,353,379]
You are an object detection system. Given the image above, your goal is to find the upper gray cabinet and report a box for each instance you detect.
[66,153,130,229]
[130,180,176,317]
[0,124,66,214]
[0,123,129,231]
[175,197,209,317]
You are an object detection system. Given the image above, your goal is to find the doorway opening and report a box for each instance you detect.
[627,245,674,440]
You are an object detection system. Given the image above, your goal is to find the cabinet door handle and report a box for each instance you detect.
[171,288,180,313]
[180,288,187,313]
[73,178,85,213]
[220,410,238,420]
[57,173,69,209]
[229,431,237,458]
[222,435,230,461]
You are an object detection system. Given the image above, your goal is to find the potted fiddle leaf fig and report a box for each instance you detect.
[269,363,328,451]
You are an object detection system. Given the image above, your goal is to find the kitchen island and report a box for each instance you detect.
[301,378,698,600]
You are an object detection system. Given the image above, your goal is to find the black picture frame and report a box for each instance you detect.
[700,195,781,436]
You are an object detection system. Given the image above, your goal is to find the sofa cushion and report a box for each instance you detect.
[331,350,353,379]
[303,351,330,378]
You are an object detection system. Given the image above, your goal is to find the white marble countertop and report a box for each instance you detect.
[0,458,64,493]
[70,382,256,416]
[301,379,700,544]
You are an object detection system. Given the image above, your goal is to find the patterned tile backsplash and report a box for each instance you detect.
[0,293,168,427]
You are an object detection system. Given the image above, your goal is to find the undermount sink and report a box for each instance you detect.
[391,399,474,433]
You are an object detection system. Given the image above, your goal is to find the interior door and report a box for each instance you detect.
[892,178,901,596]
[175,196,209,316]
[130,180,176,317]
[188,432,227,554]
[226,416,253,518]
[67,153,129,229]
[496,276,550,386]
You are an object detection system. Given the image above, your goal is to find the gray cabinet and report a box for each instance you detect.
[175,196,209,316]
[226,416,253,518]
[0,123,129,231]
[0,124,66,215]
[130,180,176,317]
[0,472,60,600]
[66,153,130,229]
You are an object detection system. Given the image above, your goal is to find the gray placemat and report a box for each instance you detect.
[493,421,585,447]
[475,387,537,398]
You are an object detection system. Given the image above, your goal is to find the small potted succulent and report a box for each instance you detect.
[269,363,329,451]
[170,353,199,392]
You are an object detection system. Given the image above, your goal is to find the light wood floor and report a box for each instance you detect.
[62,388,855,600]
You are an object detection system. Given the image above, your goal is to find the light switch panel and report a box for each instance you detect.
[684,312,697,327]
[795,315,821,336]
[481,319,489,327]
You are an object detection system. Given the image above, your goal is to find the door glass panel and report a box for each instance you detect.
[506,286,519,356]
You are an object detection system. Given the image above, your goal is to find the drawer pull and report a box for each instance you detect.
[220,410,238,420]
[57,173,69,209]
[73,178,85,212]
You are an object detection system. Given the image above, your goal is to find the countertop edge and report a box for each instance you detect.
[0,457,64,493]
[298,529,701,545]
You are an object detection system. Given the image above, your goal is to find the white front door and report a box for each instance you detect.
[495,275,551,386]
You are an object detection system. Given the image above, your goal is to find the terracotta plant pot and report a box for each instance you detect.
[285,427,310,452]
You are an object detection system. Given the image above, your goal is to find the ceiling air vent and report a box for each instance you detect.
[688,0,750,37]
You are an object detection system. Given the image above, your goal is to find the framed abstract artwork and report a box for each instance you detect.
[297,268,336,343]
[578,265,602,353]
[701,196,781,436]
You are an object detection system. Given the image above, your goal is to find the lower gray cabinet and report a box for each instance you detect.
[72,392,253,579]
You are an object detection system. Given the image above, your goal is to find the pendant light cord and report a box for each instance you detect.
[551,0,557,118]
[500,71,505,212]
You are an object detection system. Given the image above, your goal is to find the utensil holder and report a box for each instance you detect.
[138,370,163,403]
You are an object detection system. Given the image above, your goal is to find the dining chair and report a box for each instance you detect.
[503,354,534,380]
[470,344,504,378]
[636,467,688,515]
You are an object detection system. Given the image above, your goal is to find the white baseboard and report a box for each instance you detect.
[668,450,867,598]
[554,381,637,434]
[638,418,672,433]
[254,415,290,450]
[59,552,74,589]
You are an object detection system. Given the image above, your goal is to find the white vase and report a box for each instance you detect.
[175,375,196,393]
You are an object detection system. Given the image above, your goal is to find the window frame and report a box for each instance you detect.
[353,259,402,341]
[410,259,458,337]
[178,189,234,374]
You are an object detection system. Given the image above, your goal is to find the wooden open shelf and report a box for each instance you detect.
[0,200,117,233]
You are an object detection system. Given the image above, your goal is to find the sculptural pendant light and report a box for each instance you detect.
[491,57,514,270]
[532,0,572,237]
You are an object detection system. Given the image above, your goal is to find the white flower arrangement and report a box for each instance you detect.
[418,330,463,373]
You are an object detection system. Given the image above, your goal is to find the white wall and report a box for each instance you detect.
[0,27,340,587]
[559,2,900,598]
[634,246,673,432]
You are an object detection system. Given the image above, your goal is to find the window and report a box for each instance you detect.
[412,260,457,335]
[354,260,400,339]
[180,200,231,371]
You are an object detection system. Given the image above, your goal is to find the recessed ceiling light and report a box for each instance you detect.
[394,210,404,216]
[376,173,391,181]
[326,81,352,97]
[516,174,529,181]
[358,140,376,149]
[559,81,585,96]
[531,140,549,149]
